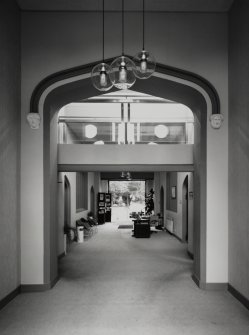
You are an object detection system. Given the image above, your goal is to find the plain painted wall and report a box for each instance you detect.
[21,11,228,284]
[154,171,194,253]
[58,144,194,166]
[57,171,97,256]
[0,0,20,300]
[229,0,249,300]
[160,171,194,254]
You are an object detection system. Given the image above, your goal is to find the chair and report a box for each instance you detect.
[76,219,94,239]
[87,215,98,233]
[149,215,159,227]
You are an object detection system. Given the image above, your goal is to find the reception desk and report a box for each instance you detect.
[133,219,150,238]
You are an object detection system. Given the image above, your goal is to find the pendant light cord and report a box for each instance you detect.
[122,0,124,56]
[142,0,145,50]
[102,0,105,61]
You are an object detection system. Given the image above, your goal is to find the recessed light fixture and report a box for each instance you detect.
[85,124,97,138]
[154,124,169,138]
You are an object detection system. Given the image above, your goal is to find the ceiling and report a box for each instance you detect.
[17,0,234,12]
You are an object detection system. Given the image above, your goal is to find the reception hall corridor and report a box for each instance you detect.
[0,222,248,335]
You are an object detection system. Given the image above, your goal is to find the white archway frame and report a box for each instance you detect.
[21,61,228,291]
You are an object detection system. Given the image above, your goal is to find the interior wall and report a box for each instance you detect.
[101,180,109,193]
[57,171,97,256]
[154,172,160,215]
[187,173,194,256]
[60,172,94,225]
[58,144,194,166]
[94,172,101,216]
[166,172,178,212]
[57,172,65,257]
[154,172,166,222]
[0,0,21,300]
[228,0,249,300]
[163,172,194,253]
[21,11,228,285]
[166,172,188,239]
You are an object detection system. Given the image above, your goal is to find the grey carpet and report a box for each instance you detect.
[0,222,249,335]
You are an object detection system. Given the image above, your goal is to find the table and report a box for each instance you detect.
[132,219,151,238]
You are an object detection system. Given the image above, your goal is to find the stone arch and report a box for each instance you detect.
[28,58,221,289]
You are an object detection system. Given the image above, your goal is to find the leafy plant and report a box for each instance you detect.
[145,188,154,215]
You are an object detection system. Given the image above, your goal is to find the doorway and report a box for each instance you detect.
[64,176,71,229]
[90,186,95,215]
[182,176,189,242]
[109,180,145,221]
[25,58,224,288]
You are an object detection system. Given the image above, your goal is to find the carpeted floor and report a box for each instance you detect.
[0,221,249,335]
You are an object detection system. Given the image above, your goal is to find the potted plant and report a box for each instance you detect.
[145,188,154,215]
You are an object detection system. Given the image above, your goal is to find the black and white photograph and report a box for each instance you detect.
[0,0,249,334]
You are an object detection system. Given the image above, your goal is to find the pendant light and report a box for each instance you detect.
[133,0,156,79]
[110,0,136,90]
[91,0,113,91]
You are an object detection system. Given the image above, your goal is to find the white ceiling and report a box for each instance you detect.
[17,0,234,12]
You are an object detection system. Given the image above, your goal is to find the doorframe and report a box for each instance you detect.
[64,176,71,228]
[24,57,224,289]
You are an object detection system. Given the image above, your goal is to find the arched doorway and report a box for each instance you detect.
[23,59,225,290]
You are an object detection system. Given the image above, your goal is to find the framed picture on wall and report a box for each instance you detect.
[171,186,176,199]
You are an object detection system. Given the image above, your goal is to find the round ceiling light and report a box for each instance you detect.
[154,125,169,138]
[85,125,97,138]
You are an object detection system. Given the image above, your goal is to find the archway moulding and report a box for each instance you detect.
[23,56,228,289]
[26,56,222,129]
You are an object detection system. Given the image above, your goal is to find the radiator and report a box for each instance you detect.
[166,218,174,233]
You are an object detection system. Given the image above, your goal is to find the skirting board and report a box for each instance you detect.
[21,276,59,293]
[187,251,194,259]
[0,277,60,309]
[192,274,228,291]
[0,286,21,311]
[165,229,183,243]
[228,284,249,310]
[58,252,66,260]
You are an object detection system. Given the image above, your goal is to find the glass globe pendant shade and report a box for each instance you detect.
[110,56,136,90]
[91,63,113,91]
[133,50,156,79]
